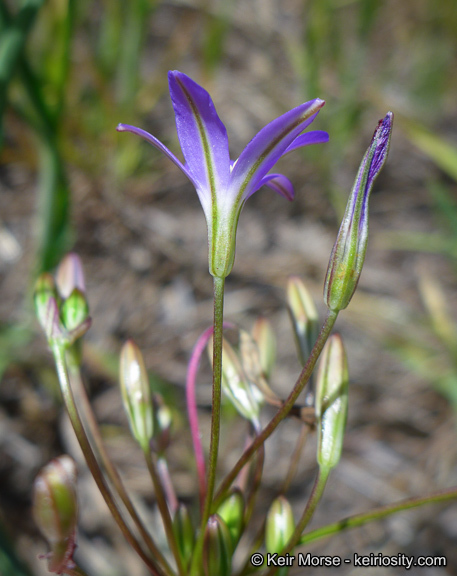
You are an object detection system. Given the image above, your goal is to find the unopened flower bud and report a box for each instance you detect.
[203,514,232,576]
[287,276,319,366]
[216,488,244,548]
[34,274,65,344]
[208,336,260,428]
[60,288,90,333]
[315,334,349,472]
[265,496,295,554]
[173,504,194,571]
[56,253,86,299]
[33,455,78,573]
[239,329,274,404]
[324,112,393,312]
[120,340,154,451]
[251,317,276,380]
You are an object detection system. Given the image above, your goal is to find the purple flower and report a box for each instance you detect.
[118,71,327,278]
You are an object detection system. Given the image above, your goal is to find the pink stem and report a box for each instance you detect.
[186,323,234,512]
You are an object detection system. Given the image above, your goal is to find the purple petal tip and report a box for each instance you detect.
[117,123,126,132]
[369,111,393,177]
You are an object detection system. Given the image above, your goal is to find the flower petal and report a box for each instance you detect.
[116,123,198,188]
[168,71,231,204]
[256,173,294,201]
[229,100,325,204]
[283,130,329,155]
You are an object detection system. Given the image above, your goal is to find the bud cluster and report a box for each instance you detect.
[34,253,91,348]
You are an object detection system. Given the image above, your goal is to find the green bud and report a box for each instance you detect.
[203,514,232,576]
[56,253,86,299]
[265,496,295,554]
[208,336,261,428]
[324,113,393,311]
[173,504,194,571]
[216,488,244,548]
[120,340,154,451]
[286,276,319,366]
[34,273,58,327]
[60,288,90,333]
[251,317,276,380]
[315,334,349,473]
[33,455,78,573]
[34,274,65,344]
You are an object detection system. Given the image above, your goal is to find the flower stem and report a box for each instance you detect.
[214,309,338,507]
[65,348,174,575]
[244,435,265,529]
[157,457,179,515]
[143,448,185,576]
[190,275,225,576]
[205,275,225,515]
[280,423,310,494]
[299,484,457,546]
[52,344,167,576]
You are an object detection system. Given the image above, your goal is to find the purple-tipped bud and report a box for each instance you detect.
[203,514,232,576]
[251,317,276,381]
[173,504,194,571]
[265,496,295,554]
[216,488,245,548]
[287,276,319,366]
[315,334,349,472]
[56,253,86,299]
[33,455,78,573]
[120,340,154,451]
[324,112,393,311]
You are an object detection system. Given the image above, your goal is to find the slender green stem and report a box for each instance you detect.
[143,448,185,576]
[65,350,174,576]
[190,275,225,576]
[299,484,457,546]
[157,457,179,515]
[51,344,166,576]
[214,309,338,508]
[205,275,225,515]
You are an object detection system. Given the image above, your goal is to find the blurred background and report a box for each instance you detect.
[1,0,457,574]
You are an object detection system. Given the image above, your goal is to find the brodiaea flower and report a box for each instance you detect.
[118,71,327,278]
